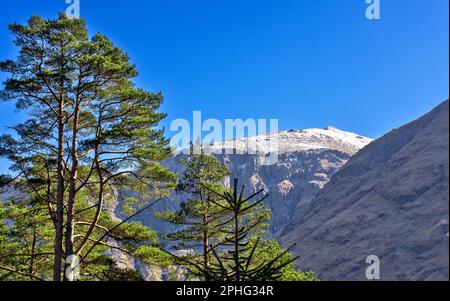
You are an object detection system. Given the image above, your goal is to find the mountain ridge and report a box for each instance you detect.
[280,100,449,280]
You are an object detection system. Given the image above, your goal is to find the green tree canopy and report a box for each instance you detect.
[0,14,175,280]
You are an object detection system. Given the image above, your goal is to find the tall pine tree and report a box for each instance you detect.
[0,14,175,280]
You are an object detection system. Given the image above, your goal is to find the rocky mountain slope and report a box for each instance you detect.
[113,127,372,279]
[280,100,449,280]
[131,127,372,237]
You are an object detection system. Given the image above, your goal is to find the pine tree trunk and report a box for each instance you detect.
[29,225,37,280]
[203,214,209,268]
[65,104,80,281]
[233,179,240,281]
[53,112,65,281]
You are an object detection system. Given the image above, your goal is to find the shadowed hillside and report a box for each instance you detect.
[281,100,449,280]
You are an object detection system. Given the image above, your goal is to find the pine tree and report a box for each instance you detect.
[156,151,231,279]
[0,14,175,280]
[183,178,314,281]
[246,239,319,281]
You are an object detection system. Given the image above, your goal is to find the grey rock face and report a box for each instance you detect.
[132,128,372,238]
[221,150,354,236]
[280,100,449,280]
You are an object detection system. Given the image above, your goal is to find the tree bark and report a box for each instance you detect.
[53,110,65,281]
[29,225,37,280]
[203,214,209,268]
[64,102,80,281]
[54,47,66,281]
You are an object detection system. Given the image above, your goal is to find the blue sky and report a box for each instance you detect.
[0,0,449,173]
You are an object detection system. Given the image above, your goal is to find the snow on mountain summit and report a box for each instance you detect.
[204,126,373,155]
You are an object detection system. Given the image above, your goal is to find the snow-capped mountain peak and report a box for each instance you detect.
[204,127,373,155]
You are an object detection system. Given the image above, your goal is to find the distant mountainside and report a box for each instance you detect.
[130,127,372,237]
[280,100,449,280]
